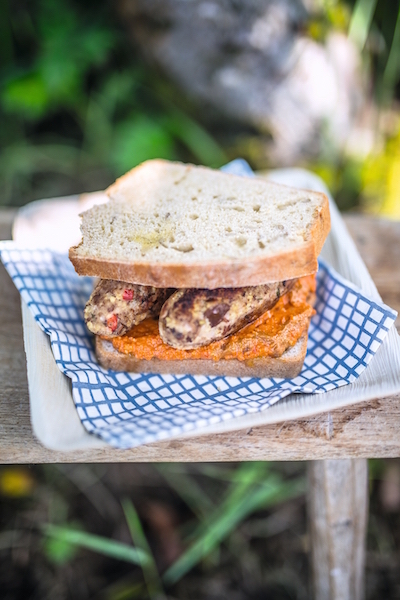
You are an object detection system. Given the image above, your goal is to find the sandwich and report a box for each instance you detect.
[69,159,330,378]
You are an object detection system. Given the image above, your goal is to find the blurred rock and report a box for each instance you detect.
[117,0,363,165]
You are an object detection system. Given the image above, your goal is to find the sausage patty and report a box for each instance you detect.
[84,280,172,337]
[159,280,295,349]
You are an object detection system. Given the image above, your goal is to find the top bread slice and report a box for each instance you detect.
[69,159,330,288]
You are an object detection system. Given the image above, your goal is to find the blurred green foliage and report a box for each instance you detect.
[305,0,400,217]
[2,461,399,599]
[309,0,400,105]
[43,522,150,566]
[43,522,80,565]
[41,462,304,598]
[161,462,304,586]
[361,118,400,218]
[1,0,400,214]
[0,0,226,206]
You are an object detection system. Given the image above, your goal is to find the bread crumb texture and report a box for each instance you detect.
[75,160,326,264]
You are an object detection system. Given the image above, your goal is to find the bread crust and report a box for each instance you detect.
[69,235,325,288]
[95,335,308,378]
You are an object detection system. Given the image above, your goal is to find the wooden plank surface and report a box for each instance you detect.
[0,209,400,463]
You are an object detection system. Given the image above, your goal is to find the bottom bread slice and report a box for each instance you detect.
[95,335,308,378]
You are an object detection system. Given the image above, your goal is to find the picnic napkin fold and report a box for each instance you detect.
[0,163,398,449]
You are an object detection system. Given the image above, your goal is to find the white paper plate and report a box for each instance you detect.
[13,169,400,451]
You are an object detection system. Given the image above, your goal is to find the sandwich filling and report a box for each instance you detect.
[103,275,316,362]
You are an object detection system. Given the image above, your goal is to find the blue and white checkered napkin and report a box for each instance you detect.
[0,243,397,448]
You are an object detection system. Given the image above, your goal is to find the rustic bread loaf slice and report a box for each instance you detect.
[69,160,330,288]
[95,334,308,378]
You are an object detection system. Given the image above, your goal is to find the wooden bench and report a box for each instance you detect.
[1,208,399,599]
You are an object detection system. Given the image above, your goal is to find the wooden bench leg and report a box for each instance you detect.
[307,459,368,600]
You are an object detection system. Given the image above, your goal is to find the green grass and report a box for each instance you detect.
[162,463,304,585]
[42,523,150,565]
[41,463,305,596]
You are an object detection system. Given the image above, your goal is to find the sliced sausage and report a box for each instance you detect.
[159,280,295,349]
[84,280,172,337]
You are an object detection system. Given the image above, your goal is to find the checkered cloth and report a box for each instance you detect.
[1,164,397,448]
